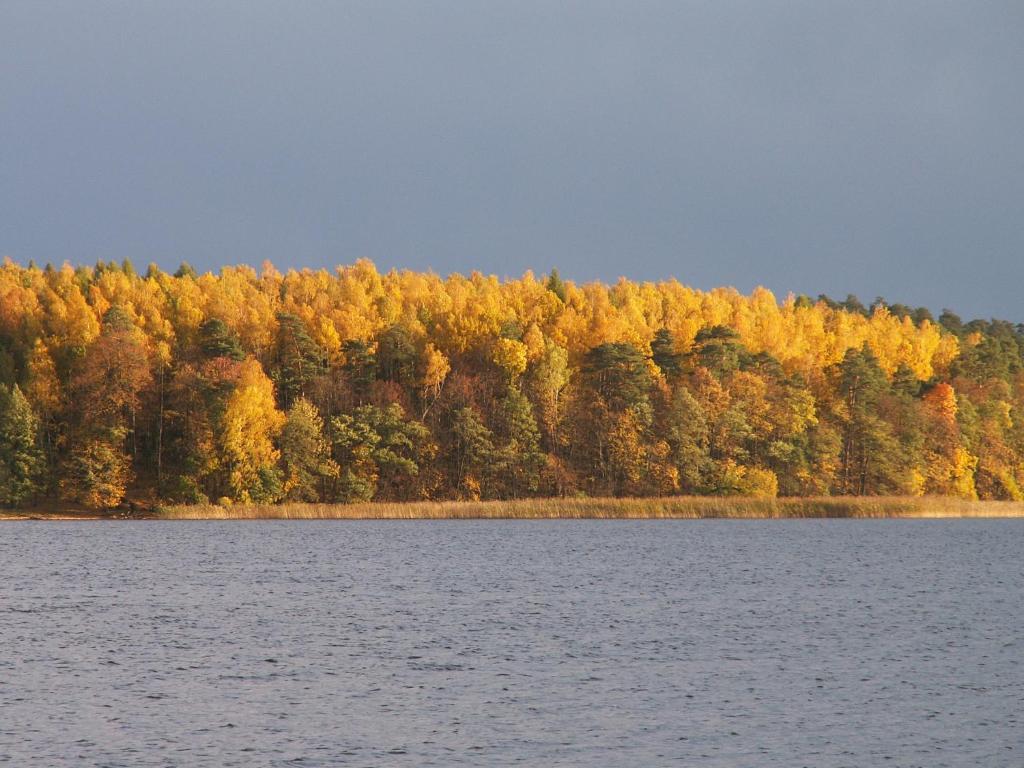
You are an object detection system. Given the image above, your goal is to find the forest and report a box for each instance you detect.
[0,257,1022,510]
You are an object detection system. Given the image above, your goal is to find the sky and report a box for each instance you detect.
[1,1,1022,320]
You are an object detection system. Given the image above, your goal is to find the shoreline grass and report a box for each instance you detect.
[0,510,106,520]
[151,496,1024,520]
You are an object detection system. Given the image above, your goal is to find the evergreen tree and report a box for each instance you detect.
[0,385,45,507]
[650,329,683,378]
[273,313,325,408]
[545,268,567,302]
[581,342,652,414]
[493,387,545,497]
[331,404,432,502]
[688,326,748,377]
[450,406,496,499]
[280,398,338,501]
[342,340,377,404]
[377,325,418,384]
[199,318,245,361]
[660,384,711,492]
[834,347,905,494]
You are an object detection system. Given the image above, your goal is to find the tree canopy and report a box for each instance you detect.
[0,257,1021,508]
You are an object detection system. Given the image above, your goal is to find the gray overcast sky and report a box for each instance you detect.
[2,1,1022,320]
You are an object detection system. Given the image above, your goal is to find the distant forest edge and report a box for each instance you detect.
[1,257,1022,511]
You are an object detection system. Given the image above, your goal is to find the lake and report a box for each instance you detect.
[1,520,1021,766]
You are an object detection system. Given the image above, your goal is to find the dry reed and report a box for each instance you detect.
[154,496,1024,520]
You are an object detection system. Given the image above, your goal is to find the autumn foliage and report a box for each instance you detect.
[0,257,1021,509]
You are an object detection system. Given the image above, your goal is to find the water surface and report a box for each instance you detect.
[1,520,1021,766]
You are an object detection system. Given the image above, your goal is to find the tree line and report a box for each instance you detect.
[0,258,1021,509]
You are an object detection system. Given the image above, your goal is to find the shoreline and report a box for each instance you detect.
[154,497,1024,520]
[0,511,111,521]
[6,496,1024,521]
[6,496,1022,520]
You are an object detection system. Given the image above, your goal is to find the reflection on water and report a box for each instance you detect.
[1,520,1021,766]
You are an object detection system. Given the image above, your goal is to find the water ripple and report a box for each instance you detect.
[0,519,1021,766]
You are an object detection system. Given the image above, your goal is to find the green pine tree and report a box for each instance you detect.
[0,385,46,507]
[494,387,545,497]
[280,398,338,501]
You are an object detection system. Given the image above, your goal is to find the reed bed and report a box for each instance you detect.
[155,496,1024,520]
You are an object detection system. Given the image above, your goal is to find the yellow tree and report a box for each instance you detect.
[60,440,132,509]
[491,338,528,382]
[220,358,286,501]
[25,339,61,419]
[419,343,450,418]
[61,307,153,509]
[921,383,977,498]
